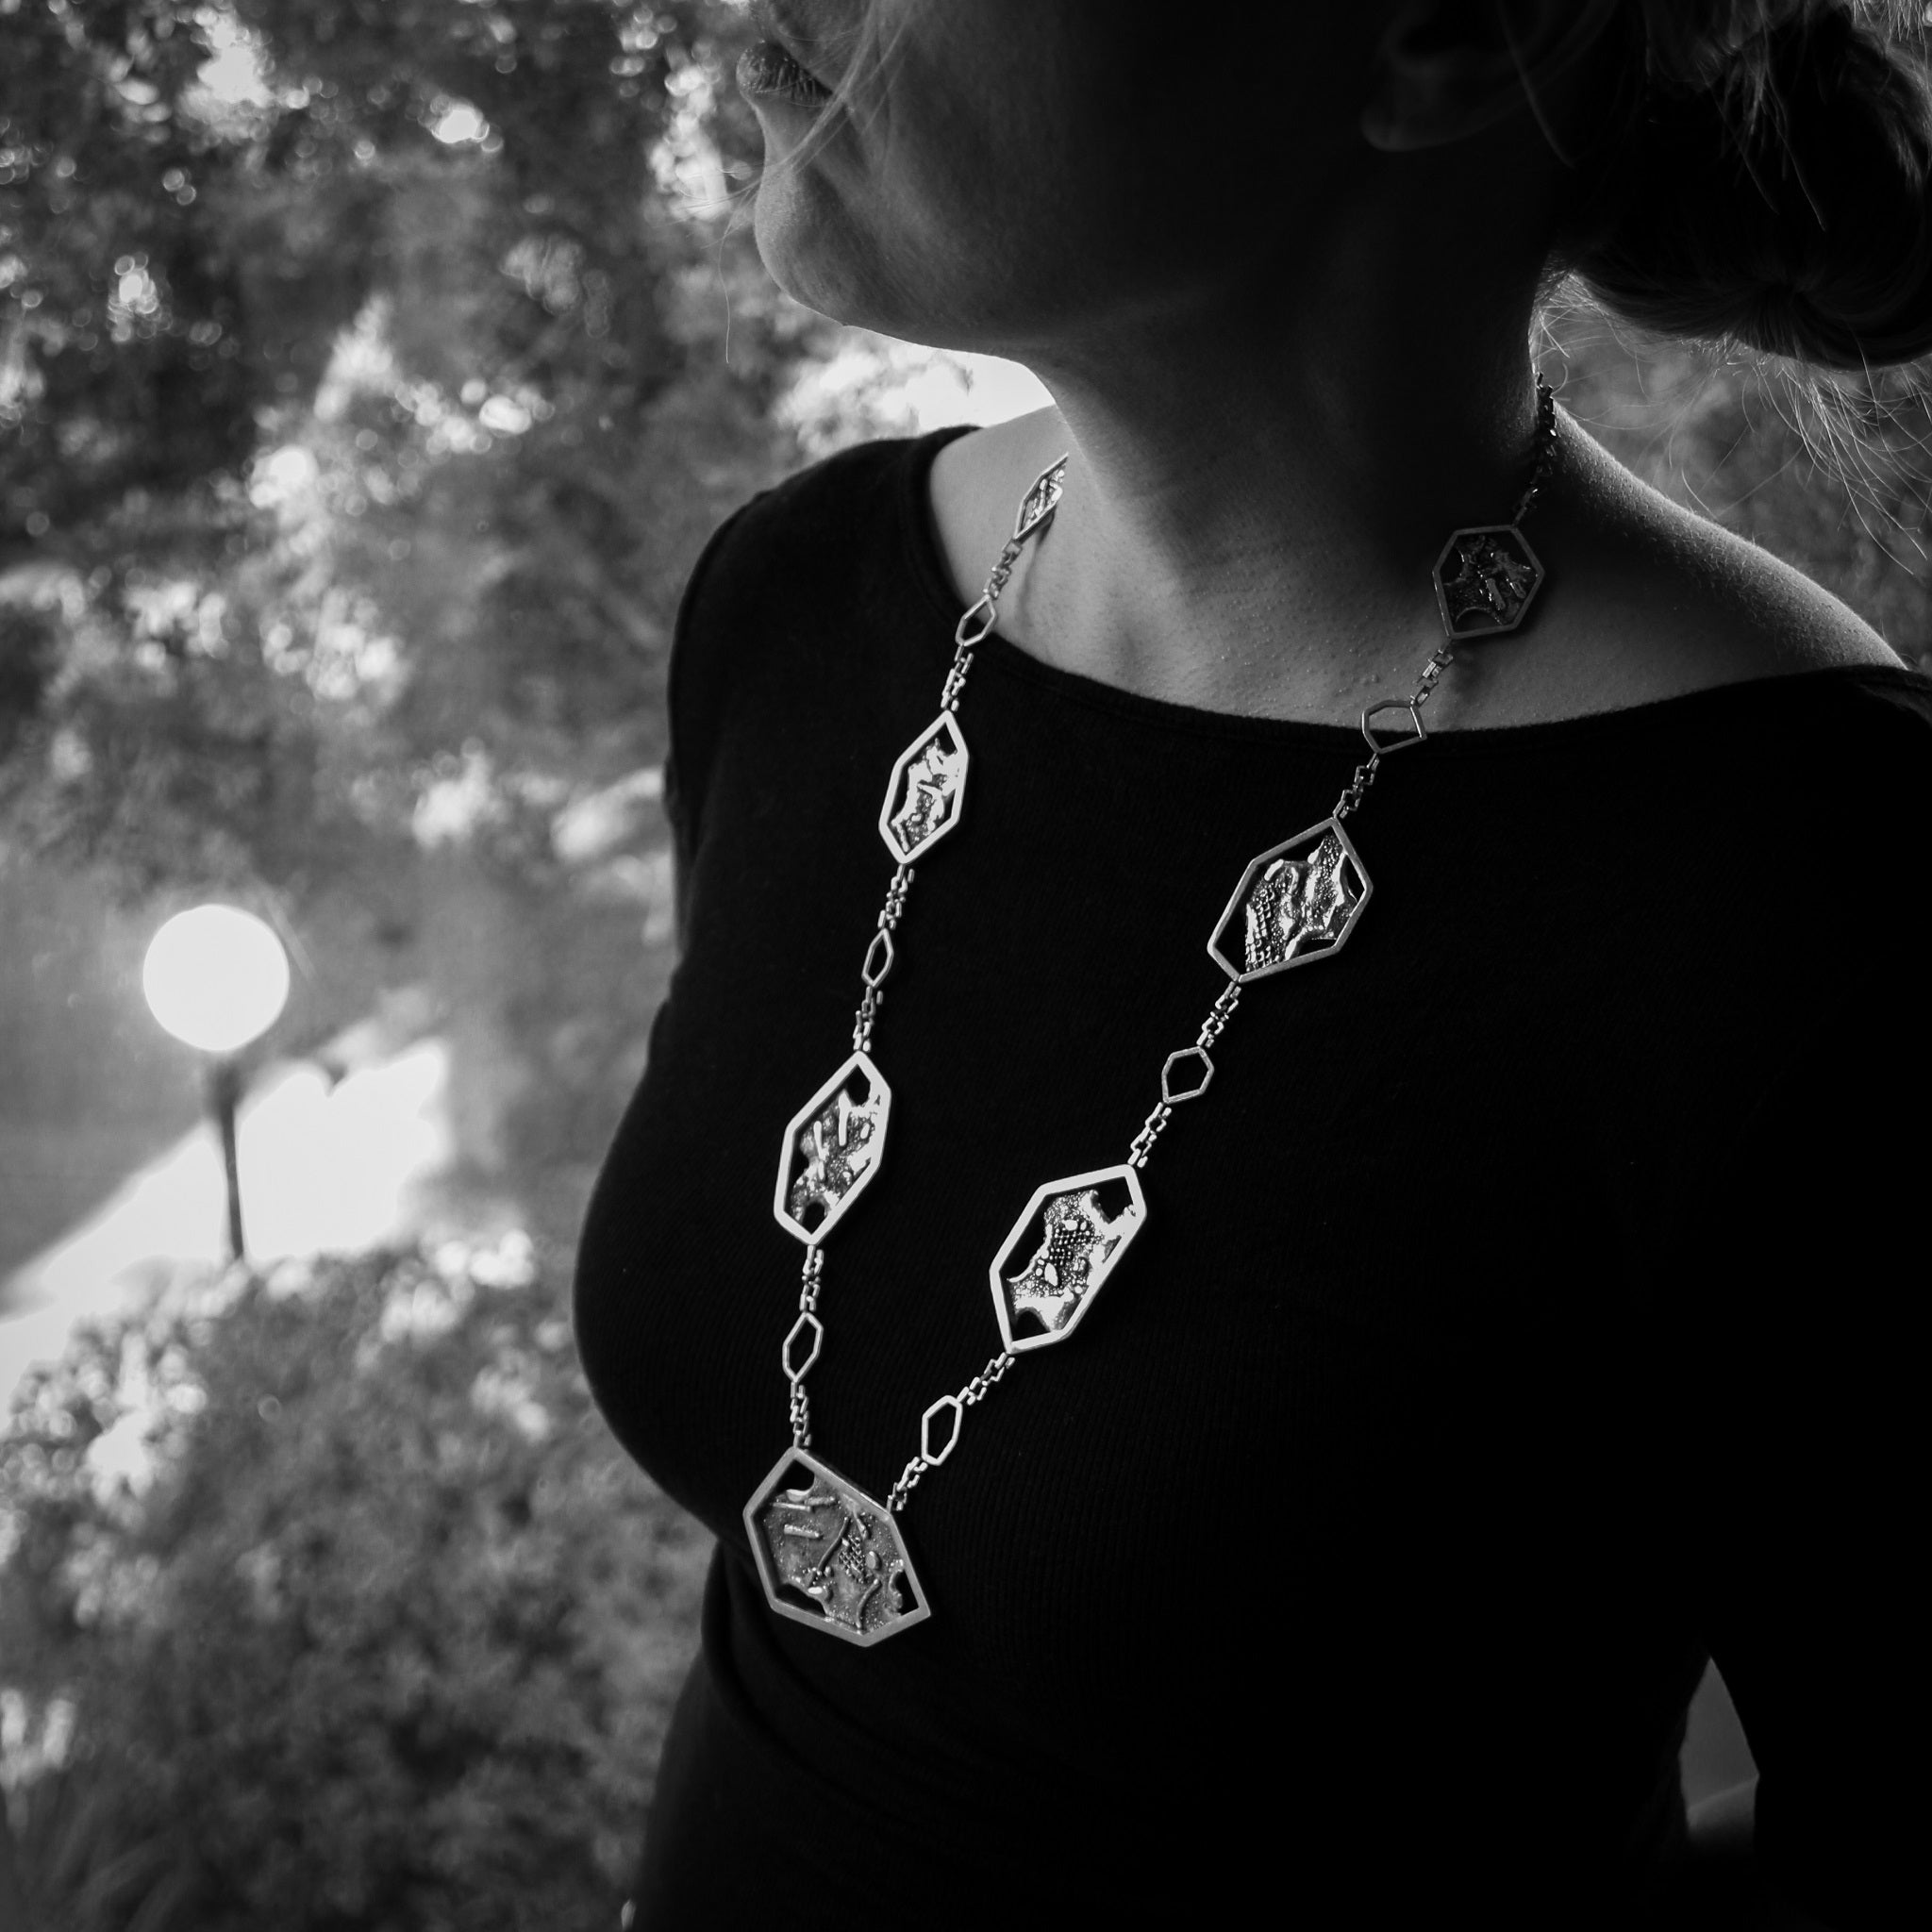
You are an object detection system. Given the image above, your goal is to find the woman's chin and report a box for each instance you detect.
[750,175,828,312]
[751,172,883,329]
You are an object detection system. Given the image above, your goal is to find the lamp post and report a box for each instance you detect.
[142,905,291,1262]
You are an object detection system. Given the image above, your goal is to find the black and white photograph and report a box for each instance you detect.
[1,2,1924,1925]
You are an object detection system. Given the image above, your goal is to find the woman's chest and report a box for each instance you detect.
[574,690,1718,1704]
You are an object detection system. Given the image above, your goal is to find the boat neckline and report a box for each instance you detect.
[894,424,1931,756]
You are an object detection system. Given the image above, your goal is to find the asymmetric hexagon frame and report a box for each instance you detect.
[1011,457,1066,544]
[743,1446,931,1647]
[1431,523,1545,640]
[1361,696,1426,757]
[772,1050,892,1246]
[1206,816,1373,985]
[988,1163,1149,1355]
[878,711,970,864]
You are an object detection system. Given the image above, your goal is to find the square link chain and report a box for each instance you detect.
[786,1249,829,1446]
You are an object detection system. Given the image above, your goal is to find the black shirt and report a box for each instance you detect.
[575,430,1928,1928]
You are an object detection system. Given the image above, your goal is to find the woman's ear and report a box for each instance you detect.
[1361,0,1608,154]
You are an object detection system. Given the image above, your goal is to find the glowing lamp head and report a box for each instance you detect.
[142,905,291,1056]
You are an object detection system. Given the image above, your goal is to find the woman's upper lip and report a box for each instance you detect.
[751,0,835,90]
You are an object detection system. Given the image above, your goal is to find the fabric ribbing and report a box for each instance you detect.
[575,430,1929,1925]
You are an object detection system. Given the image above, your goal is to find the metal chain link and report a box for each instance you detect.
[1512,375,1557,526]
[853,863,915,1052]
[783,1247,826,1447]
[1198,980,1242,1046]
[888,1350,1016,1510]
[939,455,1066,713]
[1125,1105,1171,1169]
[1128,982,1243,1168]
[1332,375,1555,824]
[1332,641,1455,821]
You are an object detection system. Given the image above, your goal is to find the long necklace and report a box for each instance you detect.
[743,380,1558,1646]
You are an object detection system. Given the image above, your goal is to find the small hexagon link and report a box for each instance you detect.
[1012,458,1066,541]
[782,1312,824,1384]
[862,928,895,989]
[1160,1047,1215,1104]
[955,594,997,649]
[1361,697,1426,758]
[920,1394,964,1465]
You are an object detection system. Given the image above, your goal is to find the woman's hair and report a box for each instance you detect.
[1557,1,1932,370]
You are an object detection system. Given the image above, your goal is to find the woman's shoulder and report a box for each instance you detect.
[1524,426,1909,722]
[670,429,956,684]
[681,430,958,624]
[665,432,962,834]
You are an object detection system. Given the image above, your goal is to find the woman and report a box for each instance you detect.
[575,2,1929,1924]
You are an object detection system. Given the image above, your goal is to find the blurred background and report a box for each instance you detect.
[0,3,1925,1925]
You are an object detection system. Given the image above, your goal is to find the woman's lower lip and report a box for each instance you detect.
[737,40,833,108]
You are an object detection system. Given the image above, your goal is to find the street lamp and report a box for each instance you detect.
[142,904,291,1262]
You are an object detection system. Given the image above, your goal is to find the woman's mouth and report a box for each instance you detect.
[738,39,834,109]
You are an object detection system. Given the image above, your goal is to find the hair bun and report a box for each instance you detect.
[1571,4,1932,370]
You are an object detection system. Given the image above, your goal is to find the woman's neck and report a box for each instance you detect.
[932,190,1557,724]
[1055,308,1540,706]
[926,147,1898,730]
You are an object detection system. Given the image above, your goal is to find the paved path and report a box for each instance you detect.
[1,1041,453,1412]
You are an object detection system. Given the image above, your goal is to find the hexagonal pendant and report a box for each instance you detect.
[744,1447,931,1645]
[773,1051,891,1245]
[879,712,969,863]
[1012,458,1065,542]
[989,1164,1148,1354]
[1207,817,1371,984]
[1432,523,1544,639]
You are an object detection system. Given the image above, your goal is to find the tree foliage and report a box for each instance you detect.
[0,0,813,894]
[1,1238,709,1930]
[0,0,824,1253]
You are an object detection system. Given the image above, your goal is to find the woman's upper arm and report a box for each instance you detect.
[663,496,763,948]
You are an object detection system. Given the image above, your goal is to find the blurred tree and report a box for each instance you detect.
[1,0,824,1242]
[0,1237,710,1931]
[0,0,811,895]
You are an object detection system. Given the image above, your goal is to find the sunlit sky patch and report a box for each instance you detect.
[194,7,273,107]
[430,101,491,145]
